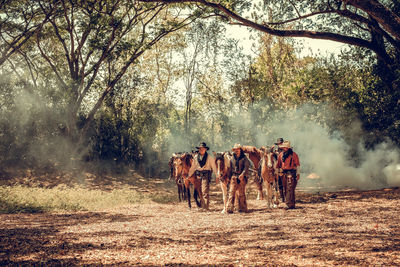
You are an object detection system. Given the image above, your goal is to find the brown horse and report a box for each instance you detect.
[259,147,280,208]
[241,146,265,200]
[214,151,233,213]
[174,152,206,209]
[169,153,186,202]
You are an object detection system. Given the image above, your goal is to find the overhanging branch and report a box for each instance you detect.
[140,0,393,65]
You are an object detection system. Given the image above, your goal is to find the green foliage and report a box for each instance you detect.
[1,0,399,179]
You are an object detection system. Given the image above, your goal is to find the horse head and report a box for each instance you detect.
[260,146,278,184]
[176,152,193,177]
[260,146,276,169]
[172,153,184,183]
[213,151,232,183]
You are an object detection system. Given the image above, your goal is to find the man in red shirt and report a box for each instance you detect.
[276,141,300,209]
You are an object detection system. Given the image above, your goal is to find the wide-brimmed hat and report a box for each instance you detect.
[196,142,209,150]
[232,143,242,151]
[275,137,284,145]
[278,140,291,149]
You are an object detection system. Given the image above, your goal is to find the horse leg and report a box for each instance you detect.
[221,182,228,213]
[257,179,264,200]
[194,187,201,208]
[183,184,187,200]
[266,182,272,208]
[177,183,182,202]
[273,179,279,207]
[184,179,191,209]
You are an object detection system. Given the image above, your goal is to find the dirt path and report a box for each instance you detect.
[1,180,400,266]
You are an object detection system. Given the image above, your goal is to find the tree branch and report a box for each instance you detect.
[343,0,400,41]
[140,0,394,65]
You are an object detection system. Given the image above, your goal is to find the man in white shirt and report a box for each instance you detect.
[188,142,219,210]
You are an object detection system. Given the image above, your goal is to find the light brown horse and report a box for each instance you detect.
[241,146,265,200]
[214,151,233,213]
[259,147,280,208]
[174,152,206,209]
[169,153,186,202]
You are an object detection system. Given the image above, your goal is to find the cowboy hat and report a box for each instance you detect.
[278,140,291,149]
[232,143,242,150]
[196,142,209,150]
[274,137,284,145]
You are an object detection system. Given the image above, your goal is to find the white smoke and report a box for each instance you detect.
[220,103,400,191]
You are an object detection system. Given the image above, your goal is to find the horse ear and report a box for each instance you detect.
[212,151,216,156]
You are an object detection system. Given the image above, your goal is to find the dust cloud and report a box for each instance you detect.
[257,104,400,190]
[173,103,400,191]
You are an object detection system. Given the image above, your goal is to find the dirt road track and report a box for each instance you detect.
[1,184,400,266]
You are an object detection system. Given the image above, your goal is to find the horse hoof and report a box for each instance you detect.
[221,209,226,214]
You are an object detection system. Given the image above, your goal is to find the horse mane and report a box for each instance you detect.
[182,153,193,167]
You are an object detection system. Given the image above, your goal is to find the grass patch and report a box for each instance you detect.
[150,193,177,204]
[0,185,152,213]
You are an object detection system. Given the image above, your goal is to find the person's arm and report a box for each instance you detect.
[276,153,282,169]
[239,157,250,181]
[294,152,300,180]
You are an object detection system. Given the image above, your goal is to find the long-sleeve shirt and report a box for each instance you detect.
[188,153,218,177]
[276,151,300,170]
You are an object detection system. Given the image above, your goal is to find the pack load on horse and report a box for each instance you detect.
[226,143,251,213]
[188,142,219,210]
[276,141,300,209]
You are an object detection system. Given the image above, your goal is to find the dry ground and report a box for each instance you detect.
[1,172,400,266]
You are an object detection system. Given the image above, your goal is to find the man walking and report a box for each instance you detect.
[276,141,300,209]
[226,143,250,213]
[188,142,218,210]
